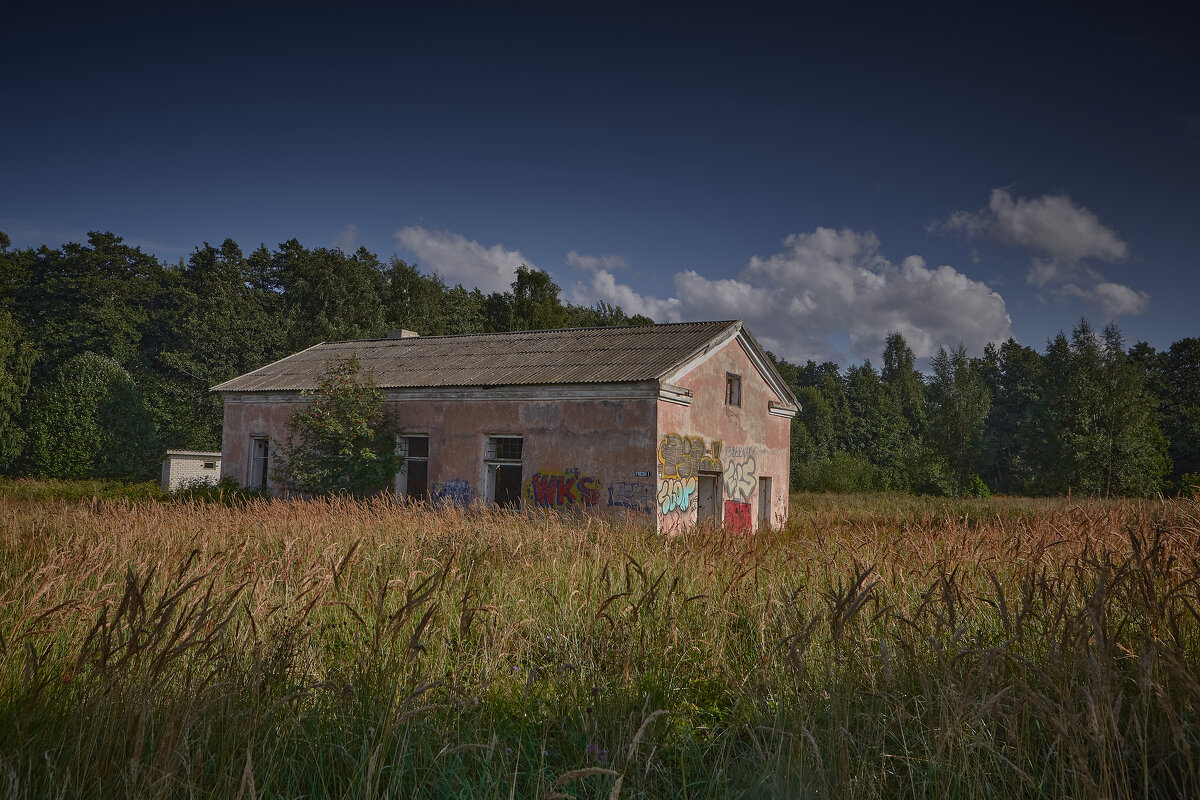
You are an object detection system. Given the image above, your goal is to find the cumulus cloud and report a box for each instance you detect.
[334,223,360,252]
[932,189,1147,317]
[394,225,533,294]
[572,228,1013,363]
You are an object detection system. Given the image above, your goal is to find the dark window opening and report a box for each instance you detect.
[725,373,742,407]
[250,437,269,489]
[486,436,524,508]
[401,436,429,501]
[494,464,523,509]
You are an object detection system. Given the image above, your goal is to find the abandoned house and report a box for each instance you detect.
[212,320,799,532]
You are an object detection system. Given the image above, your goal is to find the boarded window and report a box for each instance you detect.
[725,373,742,407]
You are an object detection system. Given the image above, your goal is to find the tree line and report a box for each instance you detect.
[1,229,1195,496]
[0,231,649,480]
[772,324,1198,497]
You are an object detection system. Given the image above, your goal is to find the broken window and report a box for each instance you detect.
[725,373,742,407]
[485,436,523,509]
[397,435,429,501]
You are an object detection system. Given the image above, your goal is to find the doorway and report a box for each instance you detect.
[758,477,772,529]
[696,474,719,525]
[494,464,523,509]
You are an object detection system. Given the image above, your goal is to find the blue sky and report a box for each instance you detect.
[3,2,1196,365]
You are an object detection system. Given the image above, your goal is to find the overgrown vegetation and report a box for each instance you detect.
[3,491,1199,797]
[2,229,1196,496]
[272,357,402,498]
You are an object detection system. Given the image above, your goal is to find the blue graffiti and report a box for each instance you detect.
[608,481,654,513]
[432,478,472,507]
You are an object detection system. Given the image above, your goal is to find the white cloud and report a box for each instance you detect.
[932,189,1147,317]
[936,189,1127,262]
[575,267,683,321]
[572,227,1013,363]
[566,250,628,272]
[1056,281,1151,317]
[394,225,533,294]
[334,223,360,252]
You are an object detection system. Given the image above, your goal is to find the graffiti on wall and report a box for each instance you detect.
[658,477,696,514]
[524,468,602,509]
[656,433,723,516]
[658,433,723,480]
[432,478,472,506]
[608,481,653,513]
[724,500,752,532]
[723,453,757,502]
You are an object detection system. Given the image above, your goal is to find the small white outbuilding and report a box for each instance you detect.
[161,450,222,492]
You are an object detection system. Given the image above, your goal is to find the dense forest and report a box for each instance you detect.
[1,230,1196,496]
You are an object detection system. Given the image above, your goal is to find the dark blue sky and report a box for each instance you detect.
[4,2,1196,363]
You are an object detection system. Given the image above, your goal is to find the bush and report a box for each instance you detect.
[19,352,160,480]
[791,451,879,493]
[272,357,402,498]
[170,476,268,505]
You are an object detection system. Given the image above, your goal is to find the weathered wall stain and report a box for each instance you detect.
[658,476,696,514]
[432,478,471,506]
[524,468,602,509]
[608,480,653,513]
[723,454,757,502]
[658,433,723,479]
[724,500,752,532]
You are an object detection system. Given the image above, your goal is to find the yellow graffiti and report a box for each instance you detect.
[657,433,722,479]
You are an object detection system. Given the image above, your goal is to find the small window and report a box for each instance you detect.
[725,373,742,407]
[486,436,523,462]
[203,461,217,470]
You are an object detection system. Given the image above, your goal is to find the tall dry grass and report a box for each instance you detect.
[2,491,1199,798]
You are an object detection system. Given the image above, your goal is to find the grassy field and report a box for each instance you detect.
[2,486,1199,798]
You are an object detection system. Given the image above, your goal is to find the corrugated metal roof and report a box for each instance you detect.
[212,321,742,393]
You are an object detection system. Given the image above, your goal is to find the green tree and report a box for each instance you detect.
[20,352,159,480]
[839,361,907,489]
[0,308,37,470]
[881,332,925,437]
[1030,319,1169,496]
[510,266,566,331]
[1160,338,1200,482]
[148,240,286,450]
[384,258,449,335]
[977,338,1044,494]
[926,344,991,496]
[272,358,402,498]
[16,232,165,384]
[273,241,388,350]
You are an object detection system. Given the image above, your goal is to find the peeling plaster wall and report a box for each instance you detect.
[656,336,792,533]
[220,394,659,518]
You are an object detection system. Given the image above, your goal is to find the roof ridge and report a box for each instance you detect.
[318,319,739,345]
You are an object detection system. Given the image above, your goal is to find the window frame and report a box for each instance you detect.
[725,373,742,407]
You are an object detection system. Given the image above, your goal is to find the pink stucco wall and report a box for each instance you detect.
[656,336,792,533]
[220,335,791,533]
[221,395,660,519]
